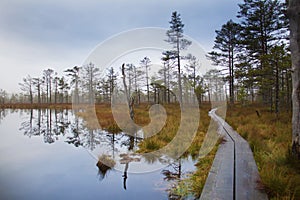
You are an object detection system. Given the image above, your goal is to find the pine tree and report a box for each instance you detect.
[65,66,80,104]
[208,20,241,104]
[237,0,288,104]
[43,69,54,103]
[166,11,191,104]
[107,67,117,103]
[185,53,201,103]
[140,57,151,102]
[81,63,100,104]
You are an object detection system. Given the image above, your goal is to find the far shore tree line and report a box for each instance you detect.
[1,0,292,113]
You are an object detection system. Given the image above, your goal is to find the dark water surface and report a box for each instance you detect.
[0,109,196,200]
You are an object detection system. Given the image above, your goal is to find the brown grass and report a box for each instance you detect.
[225,104,300,200]
[77,102,216,198]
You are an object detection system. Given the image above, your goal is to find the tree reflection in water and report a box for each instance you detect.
[0,108,9,124]
[18,109,143,188]
[19,109,100,149]
[162,159,183,200]
[18,109,194,197]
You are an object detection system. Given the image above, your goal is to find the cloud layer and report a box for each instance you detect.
[0,0,241,92]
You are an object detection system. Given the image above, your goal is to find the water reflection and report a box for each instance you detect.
[18,109,106,150]
[0,108,8,124]
[162,159,184,200]
[19,109,70,144]
[18,109,147,188]
[16,109,196,199]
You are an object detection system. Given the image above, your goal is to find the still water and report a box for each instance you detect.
[0,109,196,200]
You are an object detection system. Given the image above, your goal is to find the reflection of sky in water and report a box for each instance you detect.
[0,109,196,200]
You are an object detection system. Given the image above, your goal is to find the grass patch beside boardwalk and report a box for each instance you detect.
[225,105,300,200]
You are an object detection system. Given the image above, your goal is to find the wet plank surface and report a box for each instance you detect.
[200,109,268,200]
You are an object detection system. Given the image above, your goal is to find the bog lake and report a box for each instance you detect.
[0,109,197,200]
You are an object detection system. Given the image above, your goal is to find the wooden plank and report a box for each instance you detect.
[234,140,268,200]
[200,109,268,200]
[200,133,234,200]
[222,117,268,200]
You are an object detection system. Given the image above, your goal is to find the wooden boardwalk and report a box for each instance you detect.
[200,109,268,200]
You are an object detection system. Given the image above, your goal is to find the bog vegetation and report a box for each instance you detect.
[0,0,299,199]
[225,105,300,199]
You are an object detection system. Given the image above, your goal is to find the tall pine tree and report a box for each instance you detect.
[208,19,241,104]
[237,0,288,104]
[166,11,191,104]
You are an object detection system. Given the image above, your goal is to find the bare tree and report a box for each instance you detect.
[122,64,134,120]
[32,77,43,104]
[185,53,200,103]
[161,50,176,103]
[125,64,134,98]
[19,75,34,104]
[140,57,151,103]
[81,62,100,104]
[43,69,54,103]
[203,69,225,102]
[53,75,59,104]
[0,89,7,104]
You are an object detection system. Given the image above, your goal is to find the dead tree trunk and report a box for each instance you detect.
[288,0,300,158]
[122,64,134,120]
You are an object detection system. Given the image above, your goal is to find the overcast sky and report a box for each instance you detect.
[0,0,242,93]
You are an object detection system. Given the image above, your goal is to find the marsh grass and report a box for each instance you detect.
[96,154,116,180]
[77,103,217,198]
[226,105,300,199]
[168,144,219,199]
[137,104,211,156]
[136,103,216,198]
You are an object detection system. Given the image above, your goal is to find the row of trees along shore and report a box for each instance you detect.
[1,11,213,106]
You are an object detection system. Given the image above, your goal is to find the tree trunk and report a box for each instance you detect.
[177,46,183,104]
[122,64,134,120]
[275,61,279,116]
[37,84,41,104]
[288,0,300,158]
[49,78,52,104]
[146,66,150,103]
